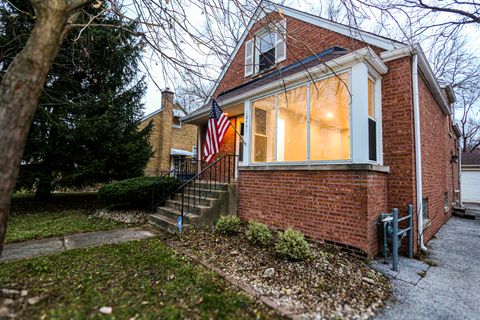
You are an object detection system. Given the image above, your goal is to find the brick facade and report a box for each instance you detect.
[192,10,459,257]
[140,90,197,176]
[214,13,384,97]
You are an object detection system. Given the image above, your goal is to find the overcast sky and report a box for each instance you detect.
[140,0,480,116]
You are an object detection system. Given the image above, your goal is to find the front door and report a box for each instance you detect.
[235,115,245,178]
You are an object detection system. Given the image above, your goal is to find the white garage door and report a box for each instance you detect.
[462,170,480,203]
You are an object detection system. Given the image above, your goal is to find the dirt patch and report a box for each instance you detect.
[169,225,391,319]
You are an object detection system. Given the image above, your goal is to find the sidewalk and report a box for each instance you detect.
[372,217,480,320]
[1,227,156,263]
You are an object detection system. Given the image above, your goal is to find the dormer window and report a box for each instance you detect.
[258,32,276,72]
[244,19,286,77]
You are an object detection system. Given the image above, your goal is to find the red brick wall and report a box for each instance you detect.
[214,13,384,97]
[237,170,388,257]
[418,75,458,243]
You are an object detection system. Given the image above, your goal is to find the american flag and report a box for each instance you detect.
[204,100,230,163]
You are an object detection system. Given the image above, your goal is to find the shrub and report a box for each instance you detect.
[97,176,181,209]
[275,228,310,261]
[246,221,273,246]
[215,215,241,235]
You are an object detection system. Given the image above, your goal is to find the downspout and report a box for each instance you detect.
[412,52,428,252]
[458,145,462,206]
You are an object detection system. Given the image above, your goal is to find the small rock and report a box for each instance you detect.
[0,306,9,317]
[230,250,239,256]
[20,290,28,297]
[3,299,13,306]
[1,289,19,296]
[362,277,375,285]
[27,296,40,305]
[263,268,275,278]
[99,306,112,314]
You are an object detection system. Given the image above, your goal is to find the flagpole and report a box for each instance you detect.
[228,121,246,145]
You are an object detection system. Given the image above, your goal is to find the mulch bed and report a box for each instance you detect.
[169,225,391,320]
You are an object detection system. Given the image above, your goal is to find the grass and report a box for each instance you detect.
[0,238,280,319]
[6,210,134,243]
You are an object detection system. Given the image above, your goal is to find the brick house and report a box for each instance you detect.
[140,89,198,176]
[182,3,461,257]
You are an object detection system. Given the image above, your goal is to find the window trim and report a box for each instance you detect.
[249,70,353,165]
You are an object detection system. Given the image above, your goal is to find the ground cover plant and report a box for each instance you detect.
[171,224,391,319]
[0,238,282,319]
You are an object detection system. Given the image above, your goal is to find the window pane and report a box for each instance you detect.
[310,73,350,160]
[368,78,375,118]
[259,32,275,52]
[278,86,308,161]
[252,96,275,162]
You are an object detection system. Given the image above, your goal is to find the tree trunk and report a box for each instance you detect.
[0,3,70,256]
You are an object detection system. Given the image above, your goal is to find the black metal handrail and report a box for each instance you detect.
[152,154,238,228]
[150,157,205,210]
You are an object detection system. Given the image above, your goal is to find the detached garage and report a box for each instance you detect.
[462,151,480,204]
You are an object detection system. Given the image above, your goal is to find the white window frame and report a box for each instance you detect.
[249,19,287,76]
[242,62,383,166]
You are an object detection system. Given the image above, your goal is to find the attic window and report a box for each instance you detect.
[244,19,286,76]
[258,32,276,72]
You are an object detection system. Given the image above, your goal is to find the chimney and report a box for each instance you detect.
[161,88,174,112]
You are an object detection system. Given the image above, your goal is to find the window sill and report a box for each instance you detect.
[239,163,390,173]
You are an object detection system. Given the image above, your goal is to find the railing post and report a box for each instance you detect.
[181,189,184,228]
[408,204,413,258]
[392,208,399,271]
[228,155,231,184]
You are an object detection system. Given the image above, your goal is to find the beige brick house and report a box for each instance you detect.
[140,89,197,176]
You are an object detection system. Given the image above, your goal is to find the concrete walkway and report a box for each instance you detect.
[372,217,480,320]
[1,227,156,263]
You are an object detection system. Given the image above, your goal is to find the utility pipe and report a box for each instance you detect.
[412,52,428,252]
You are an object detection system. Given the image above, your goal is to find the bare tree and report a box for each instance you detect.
[0,0,269,256]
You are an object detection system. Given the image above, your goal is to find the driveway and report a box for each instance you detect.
[373,217,480,320]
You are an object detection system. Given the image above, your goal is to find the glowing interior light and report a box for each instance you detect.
[326,112,334,119]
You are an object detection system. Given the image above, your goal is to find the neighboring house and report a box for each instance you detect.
[182,3,461,257]
[461,151,480,204]
[140,89,198,176]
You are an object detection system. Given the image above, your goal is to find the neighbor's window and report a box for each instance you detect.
[368,78,377,161]
[172,116,181,127]
[252,96,275,162]
[310,73,350,160]
[251,72,351,163]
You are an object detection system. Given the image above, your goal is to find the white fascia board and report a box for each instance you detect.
[381,44,451,116]
[203,1,401,111]
[218,47,386,108]
[274,3,403,51]
[203,6,268,107]
[141,107,163,122]
[453,122,462,138]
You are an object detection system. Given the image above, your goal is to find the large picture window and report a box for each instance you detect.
[252,96,275,162]
[251,73,351,163]
[310,73,350,160]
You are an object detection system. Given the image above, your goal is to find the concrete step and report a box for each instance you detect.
[183,187,228,199]
[172,193,218,207]
[165,199,210,215]
[148,213,193,234]
[155,206,203,224]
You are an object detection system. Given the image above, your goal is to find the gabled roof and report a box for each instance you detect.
[141,102,187,122]
[202,0,405,108]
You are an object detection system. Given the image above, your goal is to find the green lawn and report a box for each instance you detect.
[6,210,134,243]
[0,238,280,319]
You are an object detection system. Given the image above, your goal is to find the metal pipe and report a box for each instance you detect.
[412,52,428,252]
[392,208,399,271]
